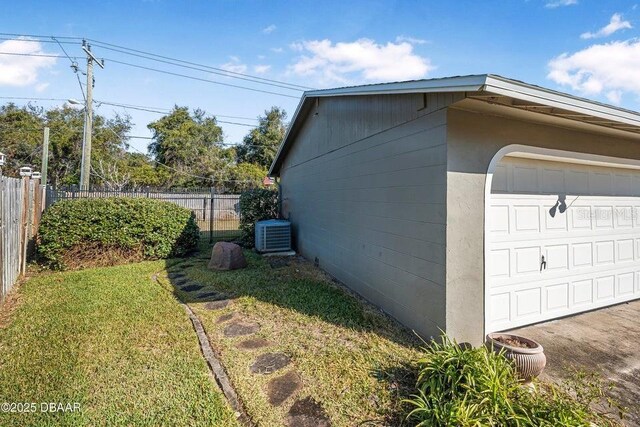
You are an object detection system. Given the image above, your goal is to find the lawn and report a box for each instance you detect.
[0,262,239,427]
[163,248,423,426]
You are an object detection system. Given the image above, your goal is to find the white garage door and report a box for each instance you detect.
[486,155,640,332]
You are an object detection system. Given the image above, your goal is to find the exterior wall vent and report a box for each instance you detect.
[255,219,291,253]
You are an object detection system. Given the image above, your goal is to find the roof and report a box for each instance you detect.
[269,74,640,176]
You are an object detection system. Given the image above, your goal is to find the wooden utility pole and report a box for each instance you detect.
[79,41,104,190]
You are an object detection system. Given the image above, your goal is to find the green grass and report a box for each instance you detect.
[0,262,239,427]
[164,248,423,426]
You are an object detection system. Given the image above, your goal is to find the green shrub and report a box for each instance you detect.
[238,188,278,246]
[38,198,200,270]
[405,336,623,426]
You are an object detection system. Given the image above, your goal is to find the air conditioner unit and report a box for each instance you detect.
[255,219,291,253]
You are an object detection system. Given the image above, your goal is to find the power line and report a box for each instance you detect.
[105,57,300,99]
[0,51,70,59]
[52,36,87,103]
[92,43,306,92]
[96,100,257,121]
[85,38,314,90]
[0,49,302,99]
[0,32,314,92]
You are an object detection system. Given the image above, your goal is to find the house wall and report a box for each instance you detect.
[446,105,640,345]
[279,93,462,339]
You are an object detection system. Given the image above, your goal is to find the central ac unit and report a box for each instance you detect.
[255,219,291,253]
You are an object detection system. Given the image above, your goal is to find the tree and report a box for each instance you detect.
[0,103,132,186]
[236,106,287,170]
[0,103,45,177]
[147,106,227,187]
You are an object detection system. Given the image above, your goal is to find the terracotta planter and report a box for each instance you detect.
[485,333,546,382]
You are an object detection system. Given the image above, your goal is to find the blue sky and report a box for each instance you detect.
[1,0,639,153]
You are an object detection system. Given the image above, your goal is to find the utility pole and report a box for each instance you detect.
[79,40,104,190]
[41,127,49,185]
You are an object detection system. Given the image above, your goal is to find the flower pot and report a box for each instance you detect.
[485,333,546,382]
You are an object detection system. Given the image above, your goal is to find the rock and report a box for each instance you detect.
[208,242,247,271]
[267,371,302,406]
[285,397,331,427]
[250,352,290,374]
[237,338,270,350]
[224,321,260,337]
[204,300,231,310]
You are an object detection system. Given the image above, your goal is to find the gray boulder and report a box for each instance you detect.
[208,242,247,271]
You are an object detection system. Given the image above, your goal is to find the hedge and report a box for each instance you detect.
[38,198,200,270]
[238,188,279,247]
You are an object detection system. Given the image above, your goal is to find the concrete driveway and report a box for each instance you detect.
[513,300,640,426]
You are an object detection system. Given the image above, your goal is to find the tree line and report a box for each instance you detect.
[0,103,287,192]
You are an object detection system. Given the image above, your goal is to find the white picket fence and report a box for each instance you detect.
[1,176,44,301]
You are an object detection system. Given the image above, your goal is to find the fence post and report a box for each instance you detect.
[209,187,215,244]
[20,176,29,275]
[0,173,4,303]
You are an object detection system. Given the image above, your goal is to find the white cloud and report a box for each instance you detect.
[545,0,577,8]
[580,13,632,39]
[270,47,284,53]
[288,38,434,85]
[262,24,277,34]
[35,82,49,92]
[395,35,428,45]
[220,57,247,74]
[0,38,56,87]
[547,39,640,104]
[253,64,271,74]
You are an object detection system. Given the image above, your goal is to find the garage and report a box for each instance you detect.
[270,74,640,344]
[486,153,640,332]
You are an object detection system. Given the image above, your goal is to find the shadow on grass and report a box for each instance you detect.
[163,238,422,422]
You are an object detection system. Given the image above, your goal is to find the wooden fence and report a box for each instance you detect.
[1,176,45,301]
[46,187,245,242]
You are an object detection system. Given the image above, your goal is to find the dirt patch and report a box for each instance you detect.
[217,313,234,323]
[237,337,270,350]
[181,284,204,292]
[267,371,302,406]
[285,397,331,427]
[60,243,144,270]
[494,336,535,349]
[250,352,290,374]
[204,300,230,310]
[224,321,260,337]
[0,286,23,329]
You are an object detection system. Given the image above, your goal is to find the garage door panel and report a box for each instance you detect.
[487,156,640,333]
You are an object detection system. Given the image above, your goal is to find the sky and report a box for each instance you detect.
[1,0,639,155]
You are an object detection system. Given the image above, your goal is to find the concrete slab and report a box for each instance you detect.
[512,300,640,426]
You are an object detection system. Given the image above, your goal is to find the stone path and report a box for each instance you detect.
[159,261,331,426]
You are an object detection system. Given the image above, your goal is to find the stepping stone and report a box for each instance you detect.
[285,397,331,427]
[197,291,225,300]
[250,352,290,374]
[237,337,269,350]
[267,371,302,406]
[217,313,235,323]
[224,321,260,337]
[168,272,186,280]
[204,300,230,310]
[174,278,190,286]
[182,284,204,292]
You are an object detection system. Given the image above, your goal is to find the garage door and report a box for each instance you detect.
[486,155,640,332]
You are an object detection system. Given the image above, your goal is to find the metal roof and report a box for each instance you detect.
[269,74,640,176]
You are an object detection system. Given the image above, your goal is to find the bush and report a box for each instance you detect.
[238,188,279,247]
[405,336,623,426]
[38,198,200,270]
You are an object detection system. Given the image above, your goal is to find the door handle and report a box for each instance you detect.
[540,255,547,271]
